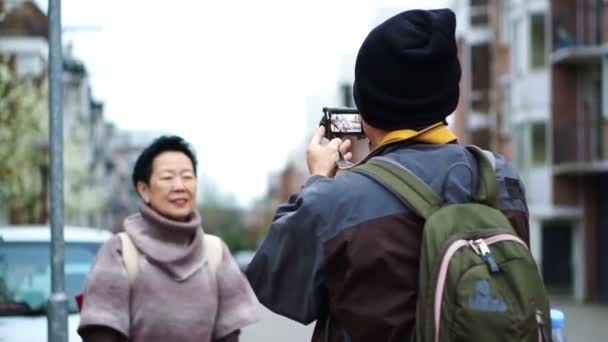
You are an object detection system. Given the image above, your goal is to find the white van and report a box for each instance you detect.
[0,225,112,342]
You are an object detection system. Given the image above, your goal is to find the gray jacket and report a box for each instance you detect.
[246,143,529,342]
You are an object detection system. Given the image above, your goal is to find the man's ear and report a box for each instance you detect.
[136,181,151,204]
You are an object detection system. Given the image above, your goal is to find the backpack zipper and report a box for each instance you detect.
[469,239,500,273]
[433,234,527,342]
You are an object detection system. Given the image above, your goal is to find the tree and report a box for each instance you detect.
[198,178,255,252]
[199,204,251,252]
[62,122,109,226]
[0,57,48,223]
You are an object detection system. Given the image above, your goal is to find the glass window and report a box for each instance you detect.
[470,0,489,27]
[0,241,102,315]
[15,53,44,78]
[530,14,546,69]
[63,82,83,117]
[340,83,353,107]
[531,122,547,165]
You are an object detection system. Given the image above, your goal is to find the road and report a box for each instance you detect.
[241,299,608,342]
[551,296,608,342]
[241,304,314,342]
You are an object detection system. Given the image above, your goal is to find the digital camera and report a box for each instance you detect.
[319,107,366,140]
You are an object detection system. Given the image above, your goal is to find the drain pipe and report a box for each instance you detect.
[598,0,605,159]
[596,0,602,45]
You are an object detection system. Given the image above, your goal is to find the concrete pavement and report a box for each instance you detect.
[241,304,314,342]
[550,297,608,342]
[241,298,608,342]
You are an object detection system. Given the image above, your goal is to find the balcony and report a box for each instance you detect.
[551,45,608,65]
[552,120,608,175]
[463,35,491,149]
[470,43,491,115]
[551,0,608,65]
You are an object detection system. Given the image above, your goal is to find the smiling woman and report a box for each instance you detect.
[77,136,259,342]
[133,140,199,221]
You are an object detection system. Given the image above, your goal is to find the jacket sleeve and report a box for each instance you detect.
[78,236,130,338]
[245,175,329,325]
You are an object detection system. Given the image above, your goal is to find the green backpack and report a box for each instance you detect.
[352,145,552,342]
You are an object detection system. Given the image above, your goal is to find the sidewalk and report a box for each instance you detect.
[241,298,607,342]
[550,296,608,342]
[241,304,313,342]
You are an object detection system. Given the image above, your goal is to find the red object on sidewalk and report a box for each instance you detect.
[75,292,84,312]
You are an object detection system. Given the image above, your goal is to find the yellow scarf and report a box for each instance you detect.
[339,122,458,170]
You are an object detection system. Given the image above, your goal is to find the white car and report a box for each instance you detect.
[0,225,112,342]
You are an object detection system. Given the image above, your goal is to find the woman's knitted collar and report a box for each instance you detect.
[123,203,205,282]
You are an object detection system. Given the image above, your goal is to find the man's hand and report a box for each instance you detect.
[307,126,352,178]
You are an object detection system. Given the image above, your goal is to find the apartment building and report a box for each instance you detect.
[549,0,608,302]
[454,0,608,302]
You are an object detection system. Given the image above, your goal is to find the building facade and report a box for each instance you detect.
[454,0,608,303]
[0,0,162,232]
[549,0,608,302]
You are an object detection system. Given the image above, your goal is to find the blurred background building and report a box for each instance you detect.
[0,0,163,232]
[452,0,608,304]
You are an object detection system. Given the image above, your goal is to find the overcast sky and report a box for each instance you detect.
[38,0,449,207]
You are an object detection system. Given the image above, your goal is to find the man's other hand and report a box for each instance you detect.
[306,126,352,178]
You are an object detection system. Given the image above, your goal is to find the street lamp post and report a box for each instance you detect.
[47,0,68,341]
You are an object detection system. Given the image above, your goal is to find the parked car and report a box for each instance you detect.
[0,225,112,342]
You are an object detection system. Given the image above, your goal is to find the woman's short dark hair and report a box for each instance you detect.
[132,135,198,188]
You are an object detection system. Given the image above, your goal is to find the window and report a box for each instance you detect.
[15,53,44,78]
[0,242,102,315]
[530,14,546,69]
[470,0,489,27]
[471,44,491,114]
[531,122,547,165]
[64,82,83,117]
[340,83,353,107]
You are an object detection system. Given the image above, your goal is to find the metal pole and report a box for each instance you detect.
[47,1,67,342]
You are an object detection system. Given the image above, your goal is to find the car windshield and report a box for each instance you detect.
[0,241,102,316]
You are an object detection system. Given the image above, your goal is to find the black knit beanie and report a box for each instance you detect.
[353,8,461,130]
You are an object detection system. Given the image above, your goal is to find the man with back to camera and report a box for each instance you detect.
[246,8,530,342]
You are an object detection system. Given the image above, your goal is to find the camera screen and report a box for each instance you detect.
[330,114,362,134]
